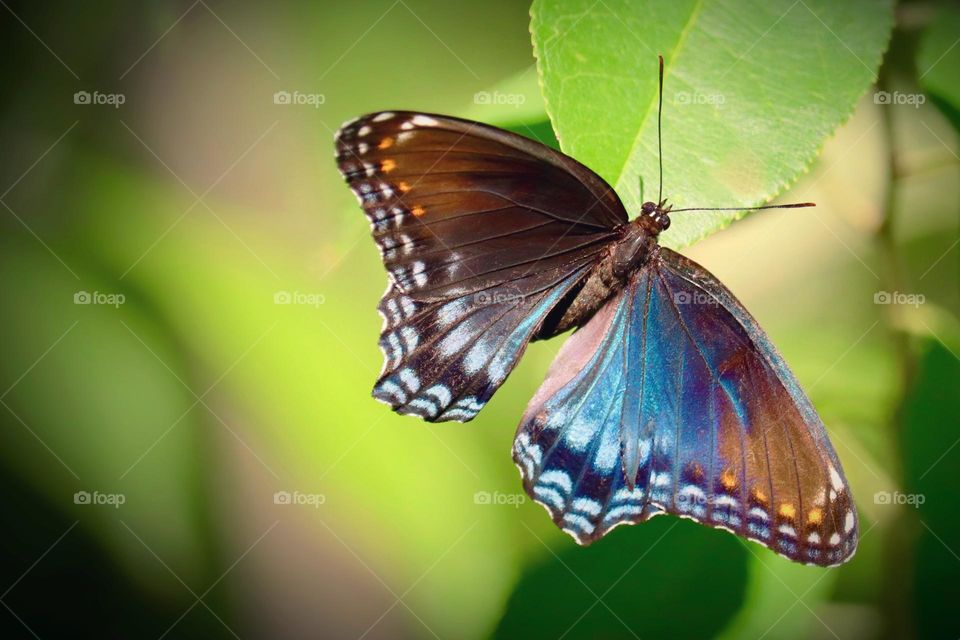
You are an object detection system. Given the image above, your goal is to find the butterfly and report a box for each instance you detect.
[333,59,857,567]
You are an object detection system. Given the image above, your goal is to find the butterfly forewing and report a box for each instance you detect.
[514,247,857,566]
[336,111,625,421]
[335,111,624,300]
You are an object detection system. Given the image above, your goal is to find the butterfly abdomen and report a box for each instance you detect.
[537,217,661,339]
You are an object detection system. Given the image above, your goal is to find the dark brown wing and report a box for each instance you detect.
[335,111,627,422]
[335,111,625,302]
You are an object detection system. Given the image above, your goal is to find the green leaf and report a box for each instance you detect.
[716,553,839,640]
[531,0,893,248]
[901,339,960,639]
[494,518,748,640]
[918,5,960,128]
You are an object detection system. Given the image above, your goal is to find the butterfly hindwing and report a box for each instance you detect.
[337,111,627,422]
[514,269,665,537]
[375,267,588,422]
[514,247,858,566]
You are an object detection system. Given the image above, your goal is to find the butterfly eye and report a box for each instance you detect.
[641,201,657,214]
[659,214,671,231]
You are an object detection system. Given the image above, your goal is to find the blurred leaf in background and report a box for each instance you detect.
[917,3,960,129]
[495,518,748,640]
[902,339,960,640]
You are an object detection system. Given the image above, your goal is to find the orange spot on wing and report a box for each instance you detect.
[807,508,823,525]
[720,470,737,491]
[381,159,396,173]
[411,205,425,217]
[378,137,394,149]
[779,503,796,519]
[397,181,411,193]
[752,487,768,504]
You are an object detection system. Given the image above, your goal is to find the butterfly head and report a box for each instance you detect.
[640,199,672,233]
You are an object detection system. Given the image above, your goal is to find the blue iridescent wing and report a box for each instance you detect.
[336,111,625,422]
[514,247,858,566]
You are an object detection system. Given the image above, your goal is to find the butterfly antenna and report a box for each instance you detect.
[657,54,664,205]
[669,202,816,212]
[651,55,814,216]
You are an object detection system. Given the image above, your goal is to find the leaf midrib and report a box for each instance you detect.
[613,0,705,201]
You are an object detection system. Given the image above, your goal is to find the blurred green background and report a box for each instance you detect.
[0,1,957,638]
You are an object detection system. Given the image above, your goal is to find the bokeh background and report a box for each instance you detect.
[1,1,958,638]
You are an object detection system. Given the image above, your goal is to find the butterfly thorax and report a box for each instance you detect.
[537,212,665,339]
